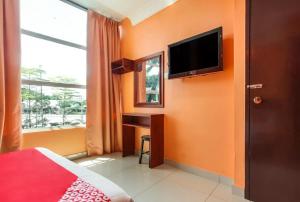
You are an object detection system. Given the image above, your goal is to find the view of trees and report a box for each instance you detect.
[145,57,160,103]
[21,67,86,129]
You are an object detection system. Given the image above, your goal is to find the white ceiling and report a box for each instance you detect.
[70,0,178,25]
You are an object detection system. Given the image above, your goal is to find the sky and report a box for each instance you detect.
[20,0,87,85]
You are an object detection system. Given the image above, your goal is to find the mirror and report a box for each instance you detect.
[134,51,164,108]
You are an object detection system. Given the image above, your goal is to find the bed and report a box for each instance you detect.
[0,147,133,202]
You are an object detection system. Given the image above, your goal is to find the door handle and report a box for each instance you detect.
[247,84,263,90]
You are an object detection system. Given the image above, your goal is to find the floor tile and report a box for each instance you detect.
[134,176,208,202]
[75,154,137,177]
[209,184,250,202]
[206,197,226,202]
[232,195,252,202]
[75,153,249,202]
[108,164,169,197]
[166,170,218,195]
[207,195,250,202]
[211,184,232,201]
[135,163,178,178]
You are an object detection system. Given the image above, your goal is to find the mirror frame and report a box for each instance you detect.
[134,51,164,108]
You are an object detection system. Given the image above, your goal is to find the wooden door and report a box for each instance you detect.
[246,0,300,201]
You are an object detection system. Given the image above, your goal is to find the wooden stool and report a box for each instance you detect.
[139,135,151,164]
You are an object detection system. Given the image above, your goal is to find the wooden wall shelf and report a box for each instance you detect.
[112,58,134,74]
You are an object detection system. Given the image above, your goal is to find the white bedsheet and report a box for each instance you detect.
[36,148,133,202]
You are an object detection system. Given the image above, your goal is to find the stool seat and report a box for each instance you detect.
[139,135,151,164]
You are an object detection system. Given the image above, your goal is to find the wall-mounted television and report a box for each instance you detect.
[168,27,223,79]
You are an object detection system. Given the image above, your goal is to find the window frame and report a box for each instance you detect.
[21,29,87,50]
[21,0,88,130]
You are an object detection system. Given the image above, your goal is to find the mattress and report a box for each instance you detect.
[36,147,133,202]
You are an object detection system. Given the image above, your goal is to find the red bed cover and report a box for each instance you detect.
[0,149,110,202]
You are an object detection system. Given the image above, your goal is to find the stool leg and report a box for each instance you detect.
[139,139,144,164]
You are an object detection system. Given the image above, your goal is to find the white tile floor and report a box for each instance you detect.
[75,153,249,202]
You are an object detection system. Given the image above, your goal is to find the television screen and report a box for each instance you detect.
[168,27,223,79]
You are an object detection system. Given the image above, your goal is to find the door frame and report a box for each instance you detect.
[245,0,251,200]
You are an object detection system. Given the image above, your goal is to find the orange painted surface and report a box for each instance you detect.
[22,128,86,156]
[234,0,246,188]
[121,0,235,179]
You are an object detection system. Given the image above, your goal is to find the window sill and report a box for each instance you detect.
[23,125,86,134]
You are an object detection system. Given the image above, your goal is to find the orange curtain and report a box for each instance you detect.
[86,11,122,155]
[0,0,21,152]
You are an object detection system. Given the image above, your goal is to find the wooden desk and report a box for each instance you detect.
[122,113,164,168]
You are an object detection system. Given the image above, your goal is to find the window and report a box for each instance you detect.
[20,0,87,129]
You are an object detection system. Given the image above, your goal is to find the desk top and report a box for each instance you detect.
[122,113,164,128]
[122,113,164,117]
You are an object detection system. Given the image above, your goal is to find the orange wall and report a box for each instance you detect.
[234,0,246,188]
[22,128,86,156]
[121,0,235,179]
